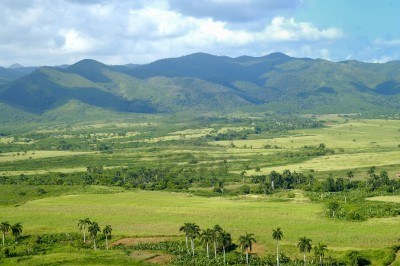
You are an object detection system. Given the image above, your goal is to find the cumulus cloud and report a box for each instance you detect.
[167,0,302,22]
[0,0,344,66]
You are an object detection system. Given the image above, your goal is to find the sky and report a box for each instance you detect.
[1,0,400,66]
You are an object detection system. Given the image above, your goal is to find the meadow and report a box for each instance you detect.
[1,114,400,265]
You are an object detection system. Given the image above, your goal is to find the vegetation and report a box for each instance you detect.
[0,115,400,264]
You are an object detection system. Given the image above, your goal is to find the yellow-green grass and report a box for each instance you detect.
[213,119,400,151]
[1,191,398,253]
[244,150,400,175]
[366,195,400,203]
[0,150,95,163]
[2,250,146,266]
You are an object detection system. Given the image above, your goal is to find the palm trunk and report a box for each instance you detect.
[319,255,322,265]
[93,238,97,250]
[191,238,195,256]
[83,231,86,243]
[223,246,226,264]
[276,240,280,266]
[303,252,306,265]
[105,236,108,251]
[185,236,189,254]
[214,240,217,258]
[246,250,249,265]
[2,232,4,246]
[206,243,209,258]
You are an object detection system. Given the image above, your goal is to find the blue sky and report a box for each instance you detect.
[0,0,399,66]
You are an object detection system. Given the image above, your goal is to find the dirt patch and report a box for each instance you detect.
[250,243,266,256]
[146,254,174,264]
[130,250,174,265]
[111,236,179,247]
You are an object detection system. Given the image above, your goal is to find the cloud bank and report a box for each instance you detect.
[0,0,394,66]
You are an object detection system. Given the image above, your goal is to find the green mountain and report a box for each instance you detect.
[0,52,400,120]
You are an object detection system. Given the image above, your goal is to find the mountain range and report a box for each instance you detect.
[1,52,400,122]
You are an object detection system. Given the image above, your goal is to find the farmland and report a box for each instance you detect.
[1,114,400,265]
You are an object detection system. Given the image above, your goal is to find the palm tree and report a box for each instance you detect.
[218,230,232,265]
[272,227,283,266]
[188,223,200,256]
[314,243,327,265]
[0,221,11,246]
[200,228,214,258]
[346,170,354,182]
[297,237,312,265]
[11,222,23,241]
[78,218,91,243]
[213,224,223,258]
[240,171,247,184]
[238,232,256,265]
[102,225,112,251]
[88,221,101,250]
[179,222,193,254]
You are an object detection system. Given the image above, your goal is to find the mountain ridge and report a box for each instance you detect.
[0,52,399,120]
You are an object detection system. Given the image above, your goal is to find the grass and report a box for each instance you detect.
[1,190,399,253]
[1,250,147,265]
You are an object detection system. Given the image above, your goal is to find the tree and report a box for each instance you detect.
[88,221,101,250]
[272,227,283,266]
[213,224,223,258]
[218,230,232,265]
[11,222,23,241]
[347,170,354,182]
[297,237,312,265]
[238,232,256,265]
[78,218,91,243]
[0,221,11,246]
[200,228,214,259]
[327,201,340,218]
[314,243,327,265]
[367,166,376,177]
[102,225,112,251]
[179,222,192,254]
[240,171,247,184]
[188,223,200,256]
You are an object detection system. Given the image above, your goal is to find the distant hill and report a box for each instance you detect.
[0,52,400,121]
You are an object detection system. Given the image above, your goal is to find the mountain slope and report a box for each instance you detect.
[1,53,400,118]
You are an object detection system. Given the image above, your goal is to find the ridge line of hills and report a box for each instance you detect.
[0,52,400,122]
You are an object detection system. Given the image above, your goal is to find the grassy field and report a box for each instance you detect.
[1,117,400,264]
[2,118,400,177]
[2,190,398,252]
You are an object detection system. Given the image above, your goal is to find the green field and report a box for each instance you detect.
[2,190,398,250]
[1,116,400,264]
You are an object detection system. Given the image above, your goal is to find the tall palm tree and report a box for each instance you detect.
[272,227,283,266]
[200,228,214,258]
[78,218,91,243]
[188,223,200,256]
[102,225,112,251]
[213,224,223,258]
[179,222,193,254]
[297,237,312,265]
[314,243,327,266]
[11,222,23,241]
[240,171,247,184]
[346,170,354,182]
[0,221,11,246]
[88,221,101,250]
[218,230,232,265]
[238,232,256,265]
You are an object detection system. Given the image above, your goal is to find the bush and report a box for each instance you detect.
[344,250,371,266]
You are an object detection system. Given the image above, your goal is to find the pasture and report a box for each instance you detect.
[1,190,399,251]
[1,116,400,264]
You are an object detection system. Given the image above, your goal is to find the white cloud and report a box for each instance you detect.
[263,17,342,41]
[0,0,344,66]
[374,38,400,46]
